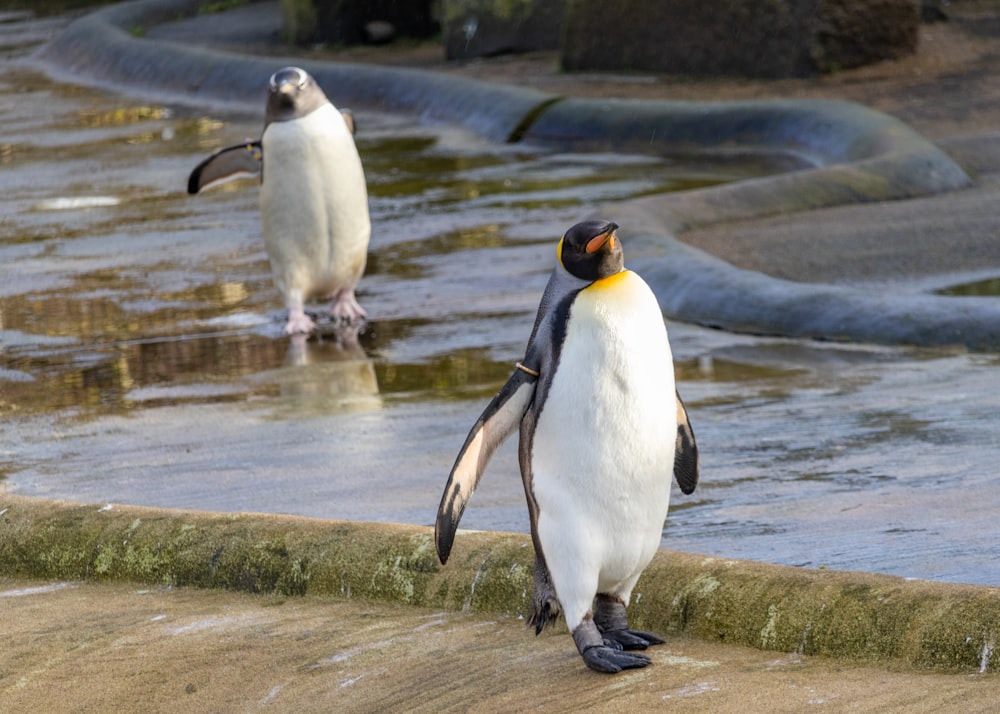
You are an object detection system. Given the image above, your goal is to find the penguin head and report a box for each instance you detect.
[557,220,624,282]
[265,66,328,123]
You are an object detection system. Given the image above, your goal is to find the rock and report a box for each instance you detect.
[442,0,565,60]
[812,0,920,72]
[281,0,438,46]
[561,0,919,79]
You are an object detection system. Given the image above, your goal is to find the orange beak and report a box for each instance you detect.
[585,229,616,254]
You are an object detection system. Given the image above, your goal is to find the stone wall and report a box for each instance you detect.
[441,0,565,60]
[561,0,919,78]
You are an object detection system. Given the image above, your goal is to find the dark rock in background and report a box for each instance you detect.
[441,0,565,59]
[281,0,439,46]
[561,0,918,78]
[812,0,920,72]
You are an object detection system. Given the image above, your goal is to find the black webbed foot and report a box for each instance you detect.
[592,594,666,652]
[573,615,655,674]
[602,628,665,651]
[581,645,652,673]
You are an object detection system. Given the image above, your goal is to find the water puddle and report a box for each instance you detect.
[2,49,999,587]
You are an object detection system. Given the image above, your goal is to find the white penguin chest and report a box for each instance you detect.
[260,105,369,244]
[259,104,370,292]
[531,270,677,539]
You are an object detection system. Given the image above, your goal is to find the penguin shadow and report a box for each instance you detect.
[250,320,382,417]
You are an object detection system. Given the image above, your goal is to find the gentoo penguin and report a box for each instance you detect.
[435,219,699,674]
[188,66,370,334]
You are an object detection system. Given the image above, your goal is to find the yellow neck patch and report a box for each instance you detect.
[587,269,631,290]
[556,237,564,269]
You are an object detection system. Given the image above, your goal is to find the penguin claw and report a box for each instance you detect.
[581,645,652,674]
[602,628,665,651]
[284,313,316,335]
[329,289,366,323]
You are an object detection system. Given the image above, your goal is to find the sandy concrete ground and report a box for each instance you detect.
[2,577,997,713]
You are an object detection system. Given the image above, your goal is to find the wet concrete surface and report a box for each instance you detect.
[2,5,1000,591]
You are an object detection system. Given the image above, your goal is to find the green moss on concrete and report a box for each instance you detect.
[368,532,436,603]
[2,495,998,672]
[443,533,534,614]
[632,552,1000,672]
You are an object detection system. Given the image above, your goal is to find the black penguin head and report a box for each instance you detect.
[265,66,328,123]
[558,220,624,282]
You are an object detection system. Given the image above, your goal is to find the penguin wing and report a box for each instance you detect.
[435,367,538,565]
[339,109,357,135]
[187,142,263,194]
[674,391,699,495]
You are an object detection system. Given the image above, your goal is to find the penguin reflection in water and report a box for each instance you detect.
[435,220,699,673]
[188,66,370,335]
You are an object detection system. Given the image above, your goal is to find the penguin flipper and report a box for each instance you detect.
[435,368,538,565]
[674,390,699,495]
[339,109,357,135]
[187,141,263,194]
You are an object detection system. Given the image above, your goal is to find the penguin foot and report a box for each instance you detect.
[581,645,652,674]
[592,594,663,650]
[573,615,653,673]
[329,289,366,324]
[285,312,316,335]
[602,628,665,651]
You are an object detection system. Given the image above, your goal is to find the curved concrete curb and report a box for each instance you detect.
[36,0,991,350]
[2,495,997,672]
[522,96,969,199]
[619,202,1000,350]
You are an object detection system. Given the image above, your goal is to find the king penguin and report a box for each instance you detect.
[435,219,699,674]
[188,66,370,334]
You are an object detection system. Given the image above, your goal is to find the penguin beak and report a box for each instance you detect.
[585,226,617,254]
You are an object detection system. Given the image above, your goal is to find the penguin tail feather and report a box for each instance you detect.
[528,600,560,635]
[527,557,561,634]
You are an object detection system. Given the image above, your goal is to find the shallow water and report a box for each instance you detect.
[2,39,999,587]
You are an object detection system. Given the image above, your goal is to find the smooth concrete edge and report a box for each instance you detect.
[1,494,997,673]
[522,96,970,196]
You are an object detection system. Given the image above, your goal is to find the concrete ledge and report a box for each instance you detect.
[2,495,997,672]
